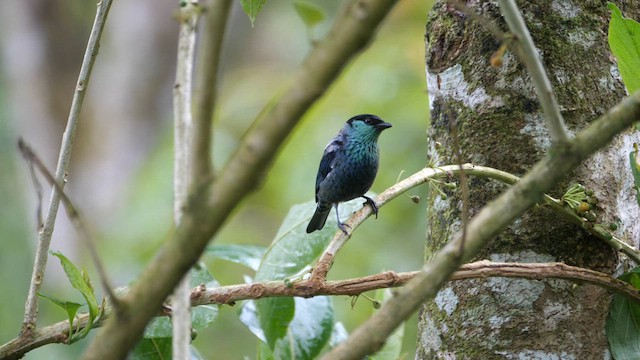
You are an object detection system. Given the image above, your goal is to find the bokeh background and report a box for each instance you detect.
[0,0,434,358]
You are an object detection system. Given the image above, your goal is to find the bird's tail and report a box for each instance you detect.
[306,202,331,233]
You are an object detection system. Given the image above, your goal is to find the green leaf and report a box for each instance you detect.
[239,300,266,342]
[294,1,325,29]
[51,251,99,339]
[205,244,267,271]
[144,264,219,338]
[240,0,266,27]
[257,341,275,360]
[131,338,204,360]
[249,199,365,358]
[370,289,405,360]
[38,293,82,337]
[608,2,640,94]
[131,337,172,360]
[256,199,366,281]
[606,267,640,359]
[272,296,334,360]
[629,146,640,207]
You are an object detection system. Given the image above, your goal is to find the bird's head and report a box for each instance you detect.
[345,114,392,141]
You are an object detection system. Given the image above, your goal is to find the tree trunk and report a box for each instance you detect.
[418,1,640,358]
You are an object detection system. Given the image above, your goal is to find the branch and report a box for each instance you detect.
[172,1,200,358]
[17,139,119,311]
[320,90,640,360]
[497,0,569,145]
[81,1,400,358]
[191,0,232,182]
[311,162,640,282]
[4,261,638,359]
[21,0,113,337]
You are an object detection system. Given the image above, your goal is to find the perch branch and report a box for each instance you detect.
[21,0,113,336]
[311,162,640,282]
[3,261,638,360]
[320,90,640,360]
[81,1,400,358]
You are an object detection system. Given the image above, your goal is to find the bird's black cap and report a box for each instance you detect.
[347,114,392,129]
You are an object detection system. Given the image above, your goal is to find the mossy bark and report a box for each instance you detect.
[418,1,640,358]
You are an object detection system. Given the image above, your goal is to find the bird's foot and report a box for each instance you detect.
[337,222,351,237]
[362,196,379,219]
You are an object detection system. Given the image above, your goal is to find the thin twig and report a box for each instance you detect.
[497,0,569,145]
[3,261,639,359]
[191,0,232,183]
[320,90,640,360]
[172,1,200,358]
[21,0,113,336]
[17,139,120,311]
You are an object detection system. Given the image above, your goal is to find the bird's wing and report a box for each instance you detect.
[315,139,342,200]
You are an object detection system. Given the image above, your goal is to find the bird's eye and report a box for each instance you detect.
[364,118,372,124]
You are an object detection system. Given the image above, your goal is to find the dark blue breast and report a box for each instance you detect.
[316,143,379,203]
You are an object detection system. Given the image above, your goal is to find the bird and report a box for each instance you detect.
[306,114,392,235]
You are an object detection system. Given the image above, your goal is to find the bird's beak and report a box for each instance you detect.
[375,121,392,130]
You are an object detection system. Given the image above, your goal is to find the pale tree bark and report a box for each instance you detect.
[418,1,640,358]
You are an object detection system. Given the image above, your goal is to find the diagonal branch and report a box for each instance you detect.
[320,90,640,360]
[3,261,638,359]
[81,1,400,358]
[21,0,113,337]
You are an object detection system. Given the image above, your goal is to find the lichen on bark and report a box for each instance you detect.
[418,1,640,358]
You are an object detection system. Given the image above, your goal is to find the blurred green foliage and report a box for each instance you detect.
[0,0,433,358]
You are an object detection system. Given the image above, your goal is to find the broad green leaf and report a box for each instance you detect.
[294,1,325,29]
[38,293,82,337]
[370,289,405,360]
[608,2,640,94]
[629,146,640,206]
[240,0,266,27]
[272,296,334,360]
[131,337,172,360]
[606,267,640,359]
[205,244,267,271]
[51,251,99,339]
[258,341,275,360]
[131,338,203,360]
[239,300,267,342]
[257,297,295,349]
[251,199,366,358]
[256,199,366,281]
[144,264,219,338]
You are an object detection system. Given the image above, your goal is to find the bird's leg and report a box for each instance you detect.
[334,204,351,236]
[361,195,379,219]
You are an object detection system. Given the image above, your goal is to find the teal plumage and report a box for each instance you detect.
[306,114,392,234]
